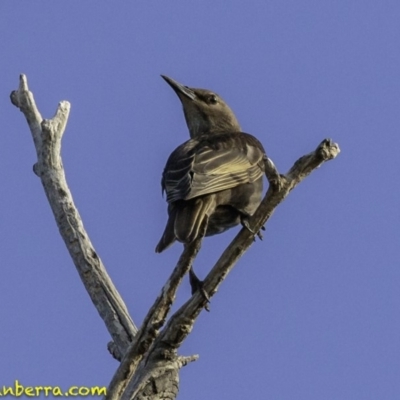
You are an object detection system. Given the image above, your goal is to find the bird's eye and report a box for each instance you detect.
[208,94,218,105]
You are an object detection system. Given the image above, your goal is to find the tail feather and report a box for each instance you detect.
[155,206,177,253]
[156,195,215,252]
[175,198,204,242]
[176,196,216,243]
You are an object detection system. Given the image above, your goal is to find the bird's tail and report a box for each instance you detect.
[155,205,178,253]
[155,196,215,253]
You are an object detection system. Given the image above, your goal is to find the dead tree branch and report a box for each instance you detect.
[10,75,137,357]
[11,75,340,400]
[109,140,340,399]
[106,239,202,399]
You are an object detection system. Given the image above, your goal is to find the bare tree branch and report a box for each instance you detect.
[10,75,138,356]
[115,140,340,399]
[11,74,340,400]
[106,238,202,399]
[159,139,340,345]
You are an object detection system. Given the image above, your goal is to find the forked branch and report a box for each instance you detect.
[108,141,340,399]
[11,75,137,357]
[11,75,340,400]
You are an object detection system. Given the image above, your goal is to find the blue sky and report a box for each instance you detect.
[1,1,400,399]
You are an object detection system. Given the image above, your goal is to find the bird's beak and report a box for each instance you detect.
[161,75,196,101]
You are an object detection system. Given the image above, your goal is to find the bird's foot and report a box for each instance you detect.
[241,216,265,240]
[257,225,265,240]
[189,267,210,311]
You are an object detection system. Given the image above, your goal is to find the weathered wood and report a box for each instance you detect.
[115,141,340,399]
[11,75,138,357]
[11,75,340,400]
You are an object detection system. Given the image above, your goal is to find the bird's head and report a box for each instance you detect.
[161,75,241,138]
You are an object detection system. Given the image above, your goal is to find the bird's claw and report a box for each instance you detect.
[257,225,265,240]
[241,216,264,241]
[189,268,210,311]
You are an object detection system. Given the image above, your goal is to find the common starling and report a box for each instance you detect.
[155,75,266,254]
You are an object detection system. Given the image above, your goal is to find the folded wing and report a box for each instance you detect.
[162,132,266,203]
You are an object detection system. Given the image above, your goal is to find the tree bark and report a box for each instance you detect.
[10,75,340,400]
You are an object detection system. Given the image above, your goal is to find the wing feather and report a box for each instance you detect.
[162,132,265,203]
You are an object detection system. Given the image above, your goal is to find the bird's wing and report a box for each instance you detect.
[162,133,265,202]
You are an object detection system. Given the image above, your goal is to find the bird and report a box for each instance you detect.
[155,75,267,256]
